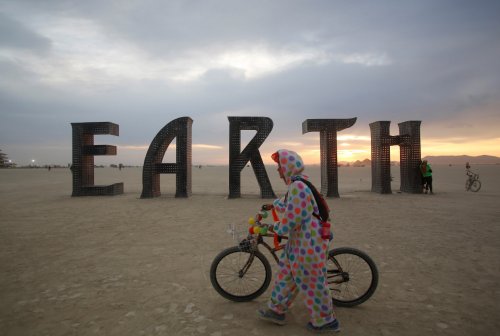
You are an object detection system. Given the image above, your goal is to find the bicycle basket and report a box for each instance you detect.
[226,224,250,243]
[226,224,258,252]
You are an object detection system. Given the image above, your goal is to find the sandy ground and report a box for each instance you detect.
[1,164,499,336]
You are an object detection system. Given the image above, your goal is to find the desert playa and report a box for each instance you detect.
[1,164,499,336]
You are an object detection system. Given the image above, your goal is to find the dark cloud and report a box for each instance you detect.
[0,12,51,53]
[0,58,34,80]
[1,1,499,165]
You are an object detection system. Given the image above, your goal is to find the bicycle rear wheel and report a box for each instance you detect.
[465,179,471,191]
[327,247,378,307]
[210,246,272,302]
[470,180,481,192]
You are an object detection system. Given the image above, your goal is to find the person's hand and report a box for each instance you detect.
[261,204,274,211]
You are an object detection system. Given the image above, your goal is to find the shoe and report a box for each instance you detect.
[257,308,286,326]
[424,190,428,194]
[306,319,341,333]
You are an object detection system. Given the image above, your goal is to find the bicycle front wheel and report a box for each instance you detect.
[470,180,481,192]
[210,246,272,302]
[327,247,378,307]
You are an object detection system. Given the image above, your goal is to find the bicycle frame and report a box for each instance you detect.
[239,207,345,283]
[239,233,287,264]
[466,170,479,180]
[238,232,348,286]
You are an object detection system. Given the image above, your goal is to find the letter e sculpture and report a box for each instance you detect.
[71,122,123,196]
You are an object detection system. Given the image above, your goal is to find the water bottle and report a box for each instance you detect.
[320,221,331,240]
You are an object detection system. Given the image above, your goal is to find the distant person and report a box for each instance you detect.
[466,162,471,170]
[420,160,433,194]
[417,159,424,190]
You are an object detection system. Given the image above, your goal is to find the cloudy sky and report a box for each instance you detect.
[1,0,499,166]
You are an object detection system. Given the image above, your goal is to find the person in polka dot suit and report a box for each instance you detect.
[258,149,340,333]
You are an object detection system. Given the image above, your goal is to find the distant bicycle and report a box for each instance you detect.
[465,170,481,192]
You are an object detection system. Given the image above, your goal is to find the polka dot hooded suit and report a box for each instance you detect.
[267,149,336,327]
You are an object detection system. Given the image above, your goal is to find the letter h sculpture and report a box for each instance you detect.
[370,120,422,194]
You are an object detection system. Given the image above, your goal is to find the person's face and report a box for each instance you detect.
[277,163,285,180]
[272,151,286,181]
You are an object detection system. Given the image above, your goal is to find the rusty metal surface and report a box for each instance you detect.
[302,118,357,198]
[228,116,276,198]
[141,117,193,198]
[71,122,123,196]
[370,120,422,194]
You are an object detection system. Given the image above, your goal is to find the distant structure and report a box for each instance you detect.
[302,118,357,197]
[71,122,123,196]
[228,116,276,198]
[141,117,193,198]
[0,149,8,168]
[370,121,421,194]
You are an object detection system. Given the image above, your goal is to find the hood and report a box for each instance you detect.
[274,149,305,185]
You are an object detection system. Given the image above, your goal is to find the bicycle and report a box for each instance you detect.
[465,169,481,192]
[210,207,379,307]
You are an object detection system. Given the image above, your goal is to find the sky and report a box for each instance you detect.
[1,0,500,166]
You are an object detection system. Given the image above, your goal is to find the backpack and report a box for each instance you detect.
[291,176,330,222]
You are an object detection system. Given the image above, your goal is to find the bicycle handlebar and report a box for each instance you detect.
[261,204,274,211]
[245,206,286,249]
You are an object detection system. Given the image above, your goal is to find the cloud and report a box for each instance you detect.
[0,12,51,54]
[337,135,371,141]
[335,53,391,67]
[193,144,224,150]
[1,1,500,165]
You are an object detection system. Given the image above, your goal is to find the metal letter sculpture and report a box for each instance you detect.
[71,122,123,196]
[370,120,422,194]
[228,117,276,199]
[141,117,193,198]
[302,118,357,198]
[398,121,422,193]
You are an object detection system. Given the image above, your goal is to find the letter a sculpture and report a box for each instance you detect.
[141,117,193,198]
